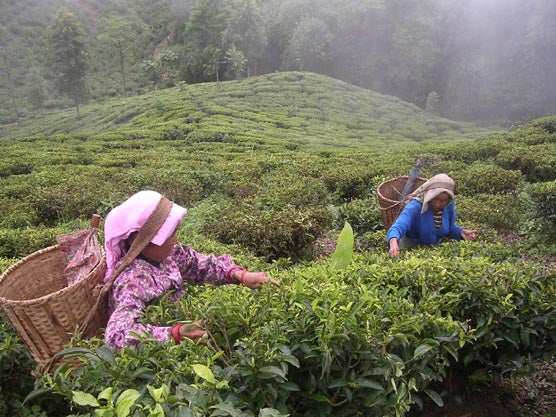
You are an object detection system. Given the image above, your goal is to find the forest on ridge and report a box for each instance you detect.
[1,0,556,125]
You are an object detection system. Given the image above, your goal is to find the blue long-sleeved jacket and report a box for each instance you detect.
[386,200,463,245]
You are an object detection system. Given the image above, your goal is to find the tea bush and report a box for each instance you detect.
[0,314,37,417]
[1,75,556,416]
[333,197,383,235]
[495,145,556,182]
[451,165,523,196]
[203,201,332,260]
[30,241,556,417]
[528,180,556,241]
[456,194,523,232]
[0,226,71,258]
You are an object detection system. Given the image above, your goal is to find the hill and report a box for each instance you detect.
[1,72,486,145]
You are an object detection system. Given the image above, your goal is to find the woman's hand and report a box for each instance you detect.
[461,229,477,241]
[179,320,209,343]
[389,238,400,258]
[232,270,281,289]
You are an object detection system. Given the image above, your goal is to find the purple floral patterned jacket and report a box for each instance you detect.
[105,244,238,349]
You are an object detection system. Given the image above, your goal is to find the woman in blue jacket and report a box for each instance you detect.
[387,173,476,258]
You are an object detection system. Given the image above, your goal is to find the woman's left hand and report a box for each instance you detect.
[461,229,477,241]
[233,270,281,289]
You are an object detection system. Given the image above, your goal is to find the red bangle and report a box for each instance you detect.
[226,266,244,283]
[171,324,183,344]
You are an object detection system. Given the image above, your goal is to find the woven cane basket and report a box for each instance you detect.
[0,245,106,369]
[377,175,427,230]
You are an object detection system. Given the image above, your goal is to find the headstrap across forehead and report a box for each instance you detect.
[121,196,173,272]
[421,181,454,192]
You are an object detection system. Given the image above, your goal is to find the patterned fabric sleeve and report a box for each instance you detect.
[173,244,236,285]
[105,268,171,349]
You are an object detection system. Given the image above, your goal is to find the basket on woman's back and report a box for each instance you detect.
[377,175,427,230]
[0,218,106,370]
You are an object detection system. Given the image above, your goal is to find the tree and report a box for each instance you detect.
[225,46,247,79]
[25,68,47,118]
[181,0,228,83]
[47,10,89,119]
[284,17,332,72]
[98,17,149,98]
[160,48,181,85]
[223,0,267,77]
[0,25,20,125]
[425,91,439,114]
[140,59,163,90]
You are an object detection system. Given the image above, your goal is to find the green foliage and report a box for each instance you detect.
[0,313,64,416]
[203,201,331,260]
[496,144,556,182]
[528,180,556,241]
[0,225,71,258]
[452,165,523,196]
[456,194,523,233]
[1,72,485,142]
[0,68,556,417]
[47,10,89,116]
[29,242,556,417]
[333,197,383,235]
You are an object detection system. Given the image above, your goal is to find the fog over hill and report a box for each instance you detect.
[1,0,555,125]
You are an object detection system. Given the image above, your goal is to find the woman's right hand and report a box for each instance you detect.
[179,320,209,343]
[461,229,477,241]
[389,238,400,258]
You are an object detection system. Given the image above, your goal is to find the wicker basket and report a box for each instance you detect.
[377,176,427,230]
[0,245,106,369]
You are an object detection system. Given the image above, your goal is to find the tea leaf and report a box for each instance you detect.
[72,391,99,407]
[258,366,286,379]
[413,343,434,359]
[330,222,354,270]
[424,389,444,407]
[192,364,216,384]
[115,389,140,417]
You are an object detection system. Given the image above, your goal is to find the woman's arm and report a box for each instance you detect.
[173,244,237,285]
[105,278,172,349]
[446,202,464,240]
[386,202,420,258]
[386,201,418,243]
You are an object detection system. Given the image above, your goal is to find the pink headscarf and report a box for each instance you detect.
[103,190,187,282]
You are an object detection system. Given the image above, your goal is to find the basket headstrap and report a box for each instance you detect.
[81,196,174,334]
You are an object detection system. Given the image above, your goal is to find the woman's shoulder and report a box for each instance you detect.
[405,199,422,211]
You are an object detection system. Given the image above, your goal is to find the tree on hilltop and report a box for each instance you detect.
[181,0,228,83]
[223,0,267,77]
[47,10,89,119]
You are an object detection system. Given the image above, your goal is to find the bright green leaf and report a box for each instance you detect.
[72,391,99,407]
[330,222,354,269]
[115,389,140,417]
[192,364,216,384]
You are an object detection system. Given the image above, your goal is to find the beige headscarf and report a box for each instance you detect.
[409,173,455,214]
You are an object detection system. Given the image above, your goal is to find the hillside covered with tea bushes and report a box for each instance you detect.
[0,72,485,145]
[0,74,555,416]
